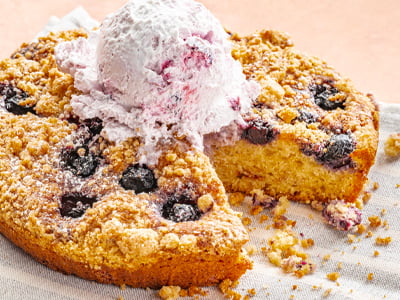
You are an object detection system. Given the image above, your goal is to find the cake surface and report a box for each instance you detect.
[0,31,251,288]
[207,30,379,204]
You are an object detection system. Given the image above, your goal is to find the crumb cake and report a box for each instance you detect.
[207,30,379,204]
[0,27,380,288]
[0,31,251,288]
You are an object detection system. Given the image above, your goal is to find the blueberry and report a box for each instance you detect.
[61,146,99,177]
[318,134,355,168]
[310,82,345,110]
[59,193,98,218]
[83,117,103,136]
[242,119,278,145]
[65,117,103,144]
[162,194,201,222]
[297,109,319,123]
[301,134,355,169]
[119,164,157,193]
[0,83,35,115]
[169,204,198,222]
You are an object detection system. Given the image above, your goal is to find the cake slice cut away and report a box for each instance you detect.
[207,30,379,204]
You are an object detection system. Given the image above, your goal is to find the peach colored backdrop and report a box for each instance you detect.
[0,0,399,103]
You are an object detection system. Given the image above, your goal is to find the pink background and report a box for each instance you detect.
[0,0,399,103]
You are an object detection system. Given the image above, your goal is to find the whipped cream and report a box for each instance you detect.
[56,0,259,164]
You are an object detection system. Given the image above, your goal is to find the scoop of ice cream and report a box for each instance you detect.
[56,0,259,164]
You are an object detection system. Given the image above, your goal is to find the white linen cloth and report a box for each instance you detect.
[1,9,399,300]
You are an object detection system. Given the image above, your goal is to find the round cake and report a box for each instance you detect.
[0,6,380,290]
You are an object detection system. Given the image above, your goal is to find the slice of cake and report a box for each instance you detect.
[207,30,379,204]
[0,30,251,288]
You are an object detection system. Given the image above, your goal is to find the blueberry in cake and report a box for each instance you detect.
[207,30,379,207]
[0,30,251,288]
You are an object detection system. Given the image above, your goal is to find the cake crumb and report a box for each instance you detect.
[272,196,290,217]
[337,262,343,270]
[218,279,242,300]
[286,219,297,227]
[197,194,214,213]
[265,228,315,277]
[326,272,340,282]
[245,244,258,255]
[323,288,333,297]
[311,201,324,211]
[117,296,124,300]
[301,238,315,248]
[158,286,181,300]
[242,217,252,226]
[368,215,382,227]
[259,214,269,223]
[356,224,366,234]
[365,231,373,238]
[373,250,380,257]
[383,219,389,230]
[380,208,387,216]
[372,182,379,190]
[347,234,356,243]
[362,192,372,203]
[367,273,374,281]
[247,288,256,296]
[384,133,400,157]
[229,193,245,206]
[272,216,287,229]
[250,205,264,216]
[292,285,298,290]
[375,236,392,245]
[182,286,208,297]
[323,254,331,261]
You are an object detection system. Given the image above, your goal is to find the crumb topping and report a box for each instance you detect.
[230,30,378,165]
[384,133,400,157]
